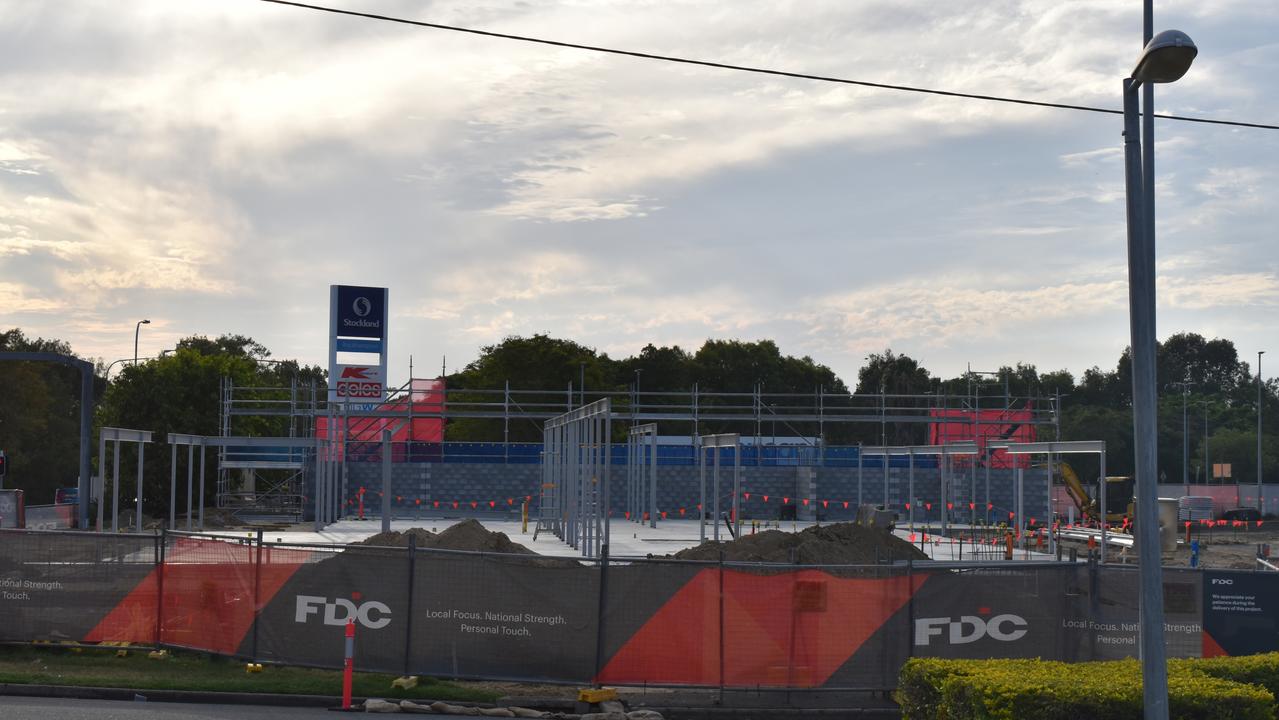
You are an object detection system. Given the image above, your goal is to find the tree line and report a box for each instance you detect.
[1,327,1274,513]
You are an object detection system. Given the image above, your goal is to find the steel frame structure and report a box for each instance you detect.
[698,433,741,542]
[860,443,978,532]
[214,377,1060,519]
[627,423,658,529]
[1002,440,1108,562]
[542,399,612,558]
[97,427,153,533]
[167,433,205,531]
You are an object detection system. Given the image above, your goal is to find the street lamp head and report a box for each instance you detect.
[1132,29,1198,84]
[140,319,151,325]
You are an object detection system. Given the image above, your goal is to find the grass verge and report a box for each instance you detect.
[0,645,499,703]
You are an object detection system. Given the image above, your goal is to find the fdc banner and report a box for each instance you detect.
[0,531,156,643]
[910,566,1203,663]
[5,529,1279,689]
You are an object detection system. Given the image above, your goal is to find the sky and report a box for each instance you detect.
[1,0,1276,388]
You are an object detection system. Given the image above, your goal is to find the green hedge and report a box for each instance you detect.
[1175,653,1279,701]
[898,655,1279,720]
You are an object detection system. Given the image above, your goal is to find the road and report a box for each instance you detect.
[0,696,337,719]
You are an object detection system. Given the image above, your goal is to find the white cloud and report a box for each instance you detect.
[0,0,1275,381]
[0,282,62,313]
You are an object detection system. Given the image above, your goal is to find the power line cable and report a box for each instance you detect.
[260,0,1279,131]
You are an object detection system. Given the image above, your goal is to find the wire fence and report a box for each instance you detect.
[1,528,1274,689]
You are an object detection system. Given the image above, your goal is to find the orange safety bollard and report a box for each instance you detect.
[1004,532,1014,561]
[342,619,355,710]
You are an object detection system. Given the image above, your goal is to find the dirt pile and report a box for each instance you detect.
[674,522,927,564]
[356,519,538,555]
[426,519,538,554]
[356,527,439,548]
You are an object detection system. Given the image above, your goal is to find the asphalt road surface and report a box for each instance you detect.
[0,696,339,719]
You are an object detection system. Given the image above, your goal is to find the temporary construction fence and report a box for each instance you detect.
[2,528,1277,689]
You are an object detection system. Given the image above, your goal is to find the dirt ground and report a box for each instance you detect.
[673,522,927,564]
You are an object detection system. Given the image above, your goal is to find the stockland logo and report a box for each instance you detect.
[295,594,391,630]
[352,296,372,317]
[914,612,1028,646]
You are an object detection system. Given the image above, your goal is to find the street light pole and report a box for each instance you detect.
[133,319,150,366]
[1198,400,1211,485]
[1122,27,1197,720]
[1259,350,1266,510]
[1173,380,1193,490]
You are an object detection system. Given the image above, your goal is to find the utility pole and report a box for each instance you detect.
[1259,351,1266,510]
[1172,380,1194,490]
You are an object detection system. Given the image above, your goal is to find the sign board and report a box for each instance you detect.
[328,286,389,407]
[333,365,385,400]
[1203,570,1279,656]
[1213,463,1232,480]
[25,503,76,530]
[0,489,23,528]
[335,285,386,341]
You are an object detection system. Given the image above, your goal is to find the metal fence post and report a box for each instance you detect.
[154,528,166,647]
[252,529,264,662]
[403,534,417,677]
[718,550,726,702]
[592,543,610,687]
[905,559,915,666]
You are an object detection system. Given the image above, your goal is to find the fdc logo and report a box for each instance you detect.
[295,595,391,630]
[914,614,1028,645]
[1211,578,1234,585]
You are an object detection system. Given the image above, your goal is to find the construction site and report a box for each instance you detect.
[3,288,1278,697]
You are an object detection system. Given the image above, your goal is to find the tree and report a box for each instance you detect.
[98,335,324,519]
[0,329,102,503]
[853,350,932,446]
[444,335,616,442]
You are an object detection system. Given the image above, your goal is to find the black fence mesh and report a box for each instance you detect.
[0,529,156,643]
[408,550,600,682]
[0,529,1273,689]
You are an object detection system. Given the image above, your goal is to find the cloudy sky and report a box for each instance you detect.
[1,0,1276,386]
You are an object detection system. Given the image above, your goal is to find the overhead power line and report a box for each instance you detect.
[260,0,1278,132]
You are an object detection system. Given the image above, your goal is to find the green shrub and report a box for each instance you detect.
[1176,653,1279,700]
[896,658,1040,719]
[899,656,1276,720]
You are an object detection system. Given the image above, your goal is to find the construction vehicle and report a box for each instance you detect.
[1057,461,1135,526]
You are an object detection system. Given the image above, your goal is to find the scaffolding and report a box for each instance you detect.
[214,376,1059,520]
[216,375,319,522]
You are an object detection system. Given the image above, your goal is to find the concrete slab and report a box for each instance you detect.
[208,517,1059,563]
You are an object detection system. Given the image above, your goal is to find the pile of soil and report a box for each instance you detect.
[356,527,439,549]
[674,522,927,564]
[356,519,538,555]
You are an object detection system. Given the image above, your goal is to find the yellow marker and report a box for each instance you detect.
[578,687,619,703]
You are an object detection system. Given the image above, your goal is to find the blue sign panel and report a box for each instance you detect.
[336,338,383,353]
[335,285,386,339]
